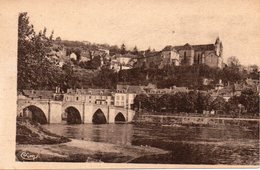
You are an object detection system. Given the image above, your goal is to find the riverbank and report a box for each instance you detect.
[16,139,168,162]
[133,114,260,129]
[16,119,168,162]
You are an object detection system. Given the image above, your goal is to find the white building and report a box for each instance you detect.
[64,89,114,105]
[69,53,77,60]
[114,85,145,109]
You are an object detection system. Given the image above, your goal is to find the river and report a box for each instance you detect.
[43,123,259,165]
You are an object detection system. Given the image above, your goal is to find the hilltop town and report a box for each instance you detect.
[13,1,260,165]
[18,12,259,120]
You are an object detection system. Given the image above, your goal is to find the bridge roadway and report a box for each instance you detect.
[17,99,135,124]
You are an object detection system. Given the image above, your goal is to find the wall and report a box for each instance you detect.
[134,115,260,128]
[178,50,194,65]
[204,52,219,68]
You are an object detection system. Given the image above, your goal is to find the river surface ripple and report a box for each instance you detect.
[44,123,260,165]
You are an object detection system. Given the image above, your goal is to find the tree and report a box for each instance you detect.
[148,95,159,112]
[92,67,118,89]
[196,92,212,113]
[157,94,172,112]
[221,64,245,84]
[133,94,149,111]
[146,47,151,53]
[132,46,138,55]
[248,65,259,80]
[91,56,101,69]
[211,96,226,113]
[18,12,63,90]
[225,96,241,116]
[227,56,240,67]
[239,88,259,115]
[74,48,82,61]
[174,92,189,112]
[120,43,126,54]
[55,36,61,41]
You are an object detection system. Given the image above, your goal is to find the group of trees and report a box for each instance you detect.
[18,12,64,90]
[117,63,250,90]
[133,88,259,116]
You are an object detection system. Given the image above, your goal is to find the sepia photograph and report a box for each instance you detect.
[2,0,259,168]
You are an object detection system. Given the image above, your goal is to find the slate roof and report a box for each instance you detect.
[163,43,215,52]
[22,90,54,99]
[116,84,145,94]
[67,88,113,96]
[192,44,215,51]
[115,53,138,59]
[127,86,146,94]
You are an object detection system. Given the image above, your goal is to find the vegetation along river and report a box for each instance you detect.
[44,123,259,165]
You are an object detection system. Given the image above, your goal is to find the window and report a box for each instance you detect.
[89,96,91,99]
[76,97,79,101]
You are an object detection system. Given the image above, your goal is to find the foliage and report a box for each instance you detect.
[239,88,259,114]
[120,43,126,54]
[210,96,226,112]
[225,96,241,116]
[18,12,64,90]
[133,91,213,114]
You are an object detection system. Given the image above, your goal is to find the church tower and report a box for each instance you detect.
[214,37,223,68]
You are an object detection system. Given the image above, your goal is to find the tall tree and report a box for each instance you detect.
[18,12,63,90]
[227,56,240,67]
[120,43,126,54]
[132,46,138,55]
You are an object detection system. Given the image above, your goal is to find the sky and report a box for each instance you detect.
[18,0,260,66]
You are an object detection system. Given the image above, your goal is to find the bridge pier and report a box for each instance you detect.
[108,106,116,123]
[49,101,63,123]
[83,104,93,123]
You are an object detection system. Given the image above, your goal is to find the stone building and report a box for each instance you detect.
[172,37,223,68]
[135,50,180,69]
[110,53,137,72]
[114,85,144,109]
[64,88,114,105]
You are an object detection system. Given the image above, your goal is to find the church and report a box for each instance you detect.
[162,37,224,68]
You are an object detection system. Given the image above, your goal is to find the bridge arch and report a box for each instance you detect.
[115,112,126,123]
[20,105,48,124]
[64,106,82,124]
[92,108,107,124]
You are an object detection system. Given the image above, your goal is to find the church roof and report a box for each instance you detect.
[192,44,215,51]
[169,44,215,52]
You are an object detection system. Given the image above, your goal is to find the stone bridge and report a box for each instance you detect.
[17,99,135,124]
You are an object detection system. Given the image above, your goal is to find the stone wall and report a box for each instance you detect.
[134,115,260,128]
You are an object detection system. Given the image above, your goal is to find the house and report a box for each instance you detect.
[161,46,180,66]
[135,49,180,69]
[69,53,77,60]
[114,84,146,109]
[110,53,137,71]
[64,88,114,105]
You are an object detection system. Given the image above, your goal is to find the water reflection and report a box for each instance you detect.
[44,124,133,146]
[44,124,259,165]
